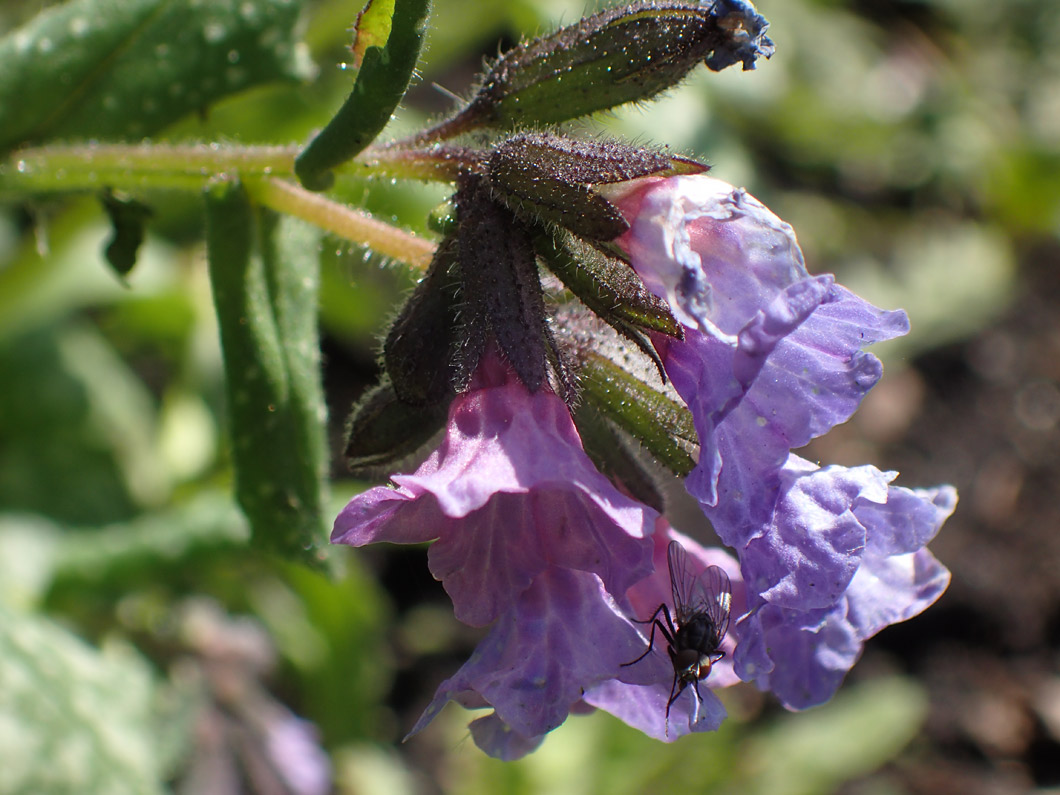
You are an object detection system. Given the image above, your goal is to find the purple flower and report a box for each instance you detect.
[332,350,656,628]
[615,175,955,708]
[333,350,660,757]
[263,714,332,795]
[406,566,650,758]
[733,454,955,708]
[404,522,746,757]
[335,174,955,756]
[583,524,744,741]
[617,175,909,510]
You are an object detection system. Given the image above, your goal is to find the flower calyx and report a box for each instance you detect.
[411,1,774,141]
[486,132,705,242]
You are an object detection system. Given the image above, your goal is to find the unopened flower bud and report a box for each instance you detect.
[459,0,774,130]
[487,132,705,241]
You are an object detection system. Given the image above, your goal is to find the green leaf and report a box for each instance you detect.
[0,605,167,794]
[100,190,152,278]
[0,0,312,152]
[578,350,698,478]
[205,181,330,564]
[733,677,928,795]
[0,321,164,525]
[52,492,250,584]
[350,0,397,69]
[295,0,431,190]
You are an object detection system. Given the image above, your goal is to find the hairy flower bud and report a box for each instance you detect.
[343,380,448,476]
[383,235,460,405]
[450,0,774,131]
[487,132,705,241]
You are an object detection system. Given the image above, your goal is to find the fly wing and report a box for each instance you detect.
[666,540,711,623]
[701,564,732,646]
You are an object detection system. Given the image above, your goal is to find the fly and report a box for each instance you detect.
[623,540,733,726]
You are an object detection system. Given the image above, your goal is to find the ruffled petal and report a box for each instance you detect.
[618,176,809,337]
[333,356,655,627]
[407,569,647,752]
[731,456,955,709]
[590,525,743,739]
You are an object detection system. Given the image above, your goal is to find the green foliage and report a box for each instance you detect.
[205,182,330,563]
[0,0,311,151]
[295,0,431,189]
[0,0,1057,790]
[0,605,171,795]
[728,677,928,795]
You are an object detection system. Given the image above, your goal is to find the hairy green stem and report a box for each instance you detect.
[0,141,468,195]
[0,142,448,269]
[245,177,435,270]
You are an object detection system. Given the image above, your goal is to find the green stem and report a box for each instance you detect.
[0,142,450,269]
[2,143,300,193]
[0,141,470,196]
[245,176,435,270]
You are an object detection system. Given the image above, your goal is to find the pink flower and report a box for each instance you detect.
[333,352,656,628]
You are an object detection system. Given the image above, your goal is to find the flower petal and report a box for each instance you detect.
[731,458,955,709]
[618,176,809,337]
[407,569,647,748]
[333,356,655,627]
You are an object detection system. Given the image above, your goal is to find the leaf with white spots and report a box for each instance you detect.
[204,181,330,564]
[0,604,170,795]
[0,0,313,151]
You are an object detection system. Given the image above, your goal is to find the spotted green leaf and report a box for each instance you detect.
[0,0,312,152]
[204,181,329,564]
[0,605,168,795]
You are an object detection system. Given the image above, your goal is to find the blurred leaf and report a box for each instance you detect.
[262,558,392,743]
[205,181,330,564]
[0,605,166,794]
[0,0,313,152]
[335,743,418,795]
[295,0,431,189]
[841,220,1016,354]
[0,321,164,525]
[100,190,152,278]
[351,0,397,69]
[731,677,928,795]
[52,491,249,585]
[0,514,62,609]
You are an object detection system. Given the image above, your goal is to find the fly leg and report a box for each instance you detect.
[622,603,677,667]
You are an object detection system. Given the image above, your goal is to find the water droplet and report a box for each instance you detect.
[68,17,89,37]
[15,160,27,173]
[227,49,240,64]
[102,94,119,110]
[239,1,258,21]
[37,36,54,53]
[155,42,170,58]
